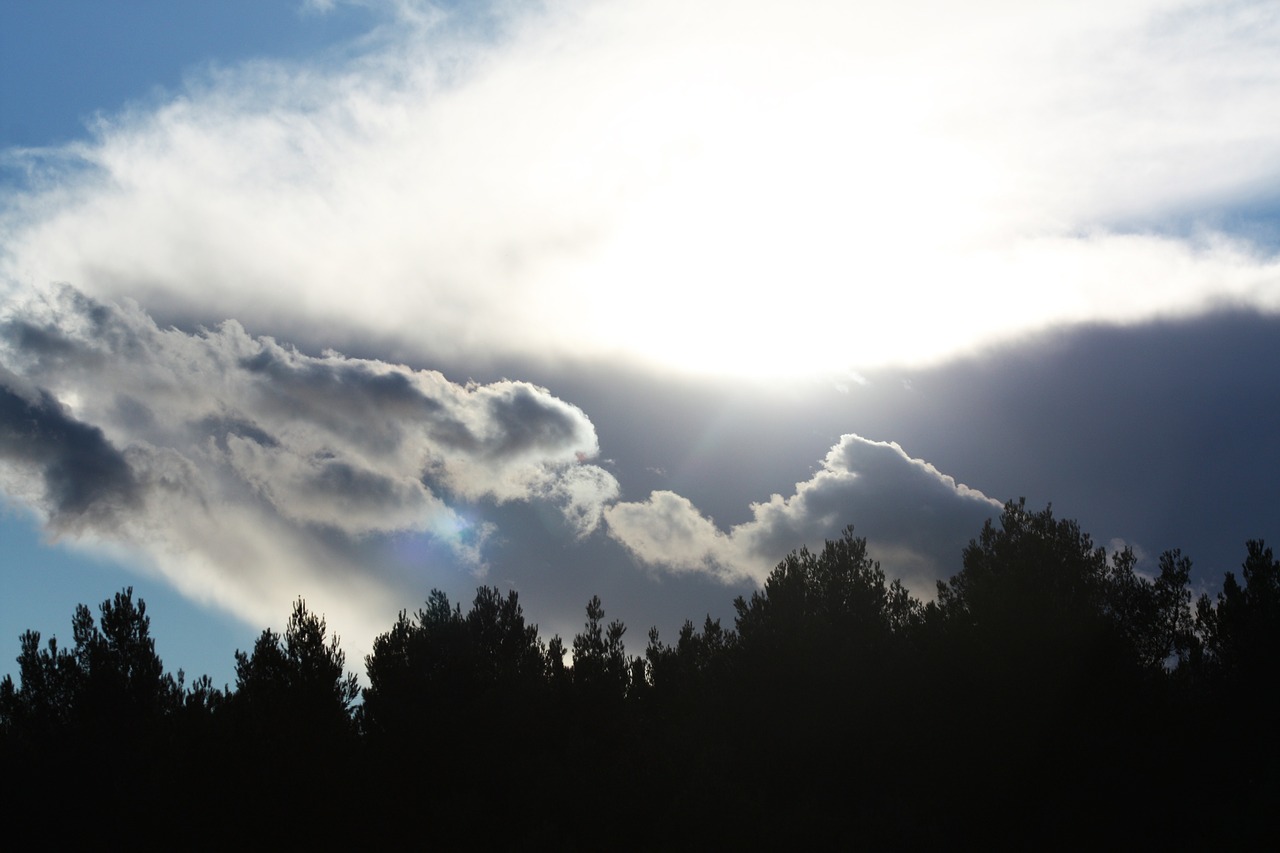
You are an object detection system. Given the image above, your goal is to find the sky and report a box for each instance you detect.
[2,0,1279,688]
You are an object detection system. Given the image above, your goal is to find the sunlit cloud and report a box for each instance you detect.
[2,0,1278,382]
[605,434,1001,594]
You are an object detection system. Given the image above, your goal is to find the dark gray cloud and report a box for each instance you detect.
[574,309,1280,595]
[194,415,279,453]
[852,309,1280,583]
[449,308,1280,637]
[0,366,138,527]
[737,436,1000,587]
[482,383,590,459]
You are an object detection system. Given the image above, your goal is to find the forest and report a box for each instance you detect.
[2,500,1277,848]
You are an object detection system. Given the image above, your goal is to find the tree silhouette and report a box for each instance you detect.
[284,597,360,718]
[571,594,631,700]
[919,501,1213,842]
[1107,546,1198,670]
[645,614,734,700]
[222,597,361,843]
[4,506,1278,846]
[720,526,927,846]
[734,524,917,658]
[0,587,178,742]
[363,587,549,740]
[0,589,207,836]
[930,501,1201,697]
[1197,539,1280,684]
[79,589,180,735]
[0,630,79,740]
[232,597,358,740]
[464,585,548,690]
[361,586,556,844]
[1191,539,1280,837]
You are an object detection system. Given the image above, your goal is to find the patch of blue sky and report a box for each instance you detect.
[0,507,253,690]
[1102,195,1280,255]
[0,0,378,185]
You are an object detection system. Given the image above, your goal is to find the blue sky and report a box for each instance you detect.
[2,0,1280,688]
[0,1,377,148]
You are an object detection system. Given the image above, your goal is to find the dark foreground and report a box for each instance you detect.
[3,502,1276,848]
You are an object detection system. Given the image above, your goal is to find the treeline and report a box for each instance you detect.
[2,501,1277,847]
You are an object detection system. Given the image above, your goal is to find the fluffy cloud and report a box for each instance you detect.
[2,0,1279,380]
[603,490,745,581]
[605,434,1001,593]
[0,285,617,637]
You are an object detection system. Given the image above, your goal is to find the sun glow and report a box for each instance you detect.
[541,53,1016,378]
[6,0,1280,384]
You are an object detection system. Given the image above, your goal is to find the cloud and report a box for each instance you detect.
[548,462,621,537]
[0,365,139,529]
[605,434,1001,593]
[0,283,1007,656]
[0,285,618,640]
[2,0,1279,380]
[603,490,744,581]
[5,0,1280,669]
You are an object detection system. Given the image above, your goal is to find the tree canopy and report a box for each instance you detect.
[2,501,1276,846]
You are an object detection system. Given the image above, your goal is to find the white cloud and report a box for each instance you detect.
[548,462,622,538]
[605,434,1001,593]
[2,0,1279,380]
[602,490,749,582]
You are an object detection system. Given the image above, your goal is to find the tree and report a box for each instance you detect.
[934,500,1121,674]
[233,628,287,707]
[0,630,80,739]
[571,595,630,700]
[78,589,179,731]
[733,525,917,665]
[0,587,178,741]
[464,585,548,690]
[1190,541,1280,838]
[363,586,550,739]
[360,587,557,843]
[284,598,360,717]
[917,501,1213,837]
[1196,540,1280,684]
[933,500,1197,677]
[935,501,1107,628]
[1106,546,1197,671]
[645,615,734,697]
[232,598,358,740]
